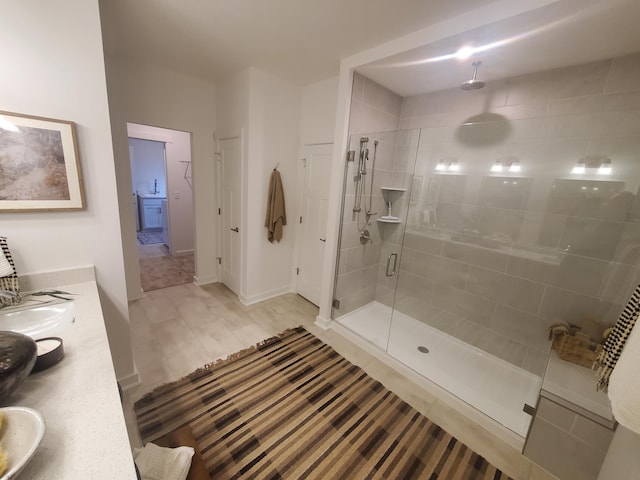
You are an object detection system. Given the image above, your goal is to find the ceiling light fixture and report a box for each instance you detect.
[597,158,612,175]
[0,115,19,132]
[571,159,586,174]
[490,161,503,173]
[508,161,521,173]
[455,46,475,60]
[435,159,447,171]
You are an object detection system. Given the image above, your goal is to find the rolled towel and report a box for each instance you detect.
[133,442,194,480]
[608,317,640,434]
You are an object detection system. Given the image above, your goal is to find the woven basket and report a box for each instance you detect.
[551,331,602,368]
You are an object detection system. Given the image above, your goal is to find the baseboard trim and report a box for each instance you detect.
[194,274,217,286]
[314,315,332,330]
[117,370,141,391]
[239,286,293,306]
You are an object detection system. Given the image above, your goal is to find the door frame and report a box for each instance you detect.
[294,142,333,304]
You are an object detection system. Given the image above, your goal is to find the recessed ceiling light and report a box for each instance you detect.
[455,46,475,60]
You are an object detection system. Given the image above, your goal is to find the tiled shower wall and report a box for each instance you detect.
[334,73,405,314]
[395,52,640,375]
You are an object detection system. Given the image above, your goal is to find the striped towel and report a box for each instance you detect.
[593,284,640,392]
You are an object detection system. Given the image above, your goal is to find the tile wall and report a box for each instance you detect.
[397,52,640,375]
[334,73,405,314]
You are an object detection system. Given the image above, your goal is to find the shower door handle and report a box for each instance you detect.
[386,253,398,277]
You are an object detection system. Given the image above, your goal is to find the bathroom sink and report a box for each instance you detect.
[0,302,75,340]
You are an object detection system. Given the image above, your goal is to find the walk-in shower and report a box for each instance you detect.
[332,127,540,438]
[331,63,639,439]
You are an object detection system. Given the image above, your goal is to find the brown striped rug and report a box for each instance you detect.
[134,327,513,479]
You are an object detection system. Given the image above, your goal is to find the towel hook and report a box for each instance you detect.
[274,162,279,171]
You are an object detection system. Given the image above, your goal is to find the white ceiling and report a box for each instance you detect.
[358,0,640,96]
[100,0,640,95]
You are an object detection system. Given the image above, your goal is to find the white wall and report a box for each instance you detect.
[0,0,135,381]
[300,76,339,145]
[102,57,217,296]
[130,138,166,197]
[244,69,302,303]
[216,69,250,295]
[598,426,640,480]
[215,68,302,304]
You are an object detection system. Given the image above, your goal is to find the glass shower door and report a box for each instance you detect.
[332,129,421,352]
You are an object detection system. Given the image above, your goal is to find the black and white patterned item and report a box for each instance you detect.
[594,284,640,392]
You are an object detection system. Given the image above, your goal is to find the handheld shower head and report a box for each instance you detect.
[461,61,485,90]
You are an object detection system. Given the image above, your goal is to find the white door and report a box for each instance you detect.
[219,137,242,295]
[297,144,333,306]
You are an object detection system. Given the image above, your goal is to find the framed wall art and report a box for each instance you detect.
[0,110,85,212]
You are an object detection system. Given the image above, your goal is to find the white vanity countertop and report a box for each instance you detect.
[137,192,166,199]
[5,280,138,479]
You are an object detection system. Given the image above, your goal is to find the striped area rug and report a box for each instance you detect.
[134,327,513,479]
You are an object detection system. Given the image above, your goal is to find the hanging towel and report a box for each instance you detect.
[264,169,287,243]
[608,318,640,434]
[593,284,640,392]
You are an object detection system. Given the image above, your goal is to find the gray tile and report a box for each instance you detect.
[411,251,469,289]
[479,206,525,242]
[435,202,479,233]
[476,331,527,368]
[402,231,443,255]
[442,240,509,272]
[539,286,600,325]
[536,397,576,432]
[517,212,566,249]
[524,416,606,480]
[604,52,640,94]
[479,176,532,210]
[506,251,608,297]
[571,415,614,453]
[400,91,441,117]
[522,347,549,377]
[596,262,638,304]
[547,179,628,220]
[432,283,495,327]
[559,216,625,261]
[434,174,467,204]
[466,266,545,313]
[613,221,640,265]
[492,304,549,350]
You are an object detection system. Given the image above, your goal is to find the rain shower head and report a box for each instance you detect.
[461,61,485,90]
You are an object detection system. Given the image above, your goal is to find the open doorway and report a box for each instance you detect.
[128,123,195,292]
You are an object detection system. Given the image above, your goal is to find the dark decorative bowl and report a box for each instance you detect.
[0,331,37,403]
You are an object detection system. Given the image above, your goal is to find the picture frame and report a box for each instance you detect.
[0,110,85,212]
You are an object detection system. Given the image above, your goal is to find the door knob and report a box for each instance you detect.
[230,227,239,232]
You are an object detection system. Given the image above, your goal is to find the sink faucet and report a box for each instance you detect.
[153,179,159,194]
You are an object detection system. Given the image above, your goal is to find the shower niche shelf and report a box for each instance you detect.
[377,217,402,224]
[378,187,406,224]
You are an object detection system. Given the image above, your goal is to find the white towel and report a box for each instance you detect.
[608,318,640,434]
[0,248,14,277]
[133,442,194,480]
